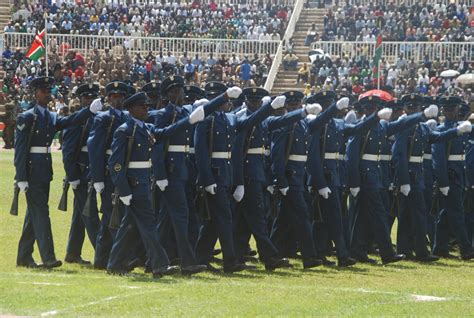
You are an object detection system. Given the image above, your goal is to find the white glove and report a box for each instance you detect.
[119,194,132,206]
[271,95,286,109]
[424,104,439,119]
[350,187,360,197]
[261,96,271,106]
[226,86,242,99]
[266,185,275,194]
[205,183,217,195]
[94,182,105,194]
[69,179,80,190]
[400,184,411,196]
[377,107,393,121]
[189,105,205,124]
[308,186,312,193]
[156,179,168,192]
[344,110,357,124]
[457,121,472,134]
[336,97,350,110]
[193,98,209,107]
[318,187,332,199]
[233,185,245,202]
[279,187,289,196]
[440,186,449,196]
[305,103,322,115]
[425,119,438,130]
[89,98,103,114]
[17,181,28,192]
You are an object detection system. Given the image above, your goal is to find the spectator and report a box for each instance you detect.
[283,52,298,71]
[297,63,310,84]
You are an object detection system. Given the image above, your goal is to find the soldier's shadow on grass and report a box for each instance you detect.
[126,273,220,283]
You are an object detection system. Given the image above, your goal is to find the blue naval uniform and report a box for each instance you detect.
[62,110,100,259]
[87,107,129,268]
[308,112,379,260]
[393,122,459,257]
[194,101,282,267]
[432,119,474,257]
[422,135,436,245]
[107,116,193,272]
[465,133,474,246]
[153,94,227,267]
[232,105,308,263]
[270,103,339,263]
[15,104,92,265]
[349,112,425,260]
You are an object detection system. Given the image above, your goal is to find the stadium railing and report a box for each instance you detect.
[330,0,473,6]
[312,41,474,64]
[3,32,281,61]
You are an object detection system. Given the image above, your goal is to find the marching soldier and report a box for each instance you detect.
[15,76,102,269]
[348,95,438,264]
[153,76,240,274]
[87,81,130,269]
[106,92,208,277]
[308,91,380,267]
[62,83,101,265]
[142,81,162,110]
[393,94,469,262]
[432,96,474,260]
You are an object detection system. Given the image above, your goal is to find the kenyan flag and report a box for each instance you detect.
[372,35,383,79]
[26,29,45,61]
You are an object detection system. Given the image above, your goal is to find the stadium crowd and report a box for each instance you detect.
[6,0,289,40]
[304,1,473,44]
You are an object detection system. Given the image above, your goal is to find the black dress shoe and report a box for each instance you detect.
[265,257,291,271]
[461,252,474,260]
[43,260,62,269]
[416,255,440,263]
[303,258,323,269]
[153,265,181,278]
[212,249,222,256]
[209,256,223,264]
[223,262,246,273]
[434,251,456,259]
[382,254,406,265]
[321,257,336,266]
[402,253,416,261]
[17,261,39,268]
[170,258,181,266]
[205,263,220,272]
[245,249,258,257]
[65,255,91,265]
[181,264,207,275]
[353,256,377,264]
[338,257,357,267]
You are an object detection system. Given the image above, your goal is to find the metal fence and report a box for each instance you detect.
[327,0,473,7]
[40,0,296,6]
[312,41,474,63]
[3,32,281,61]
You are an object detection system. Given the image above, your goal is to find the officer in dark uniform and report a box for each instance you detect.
[392,94,466,262]
[432,96,474,260]
[349,95,438,264]
[107,92,209,277]
[185,85,206,104]
[153,76,240,274]
[87,81,130,269]
[63,83,101,264]
[308,91,379,267]
[15,76,101,268]
[142,81,162,110]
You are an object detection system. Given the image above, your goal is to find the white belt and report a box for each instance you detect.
[168,145,188,153]
[81,146,88,152]
[362,154,379,161]
[409,156,423,163]
[264,149,270,156]
[379,154,391,161]
[448,154,465,161]
[324,152,339,160]
[30,146,51,154]
[423,154,432,160]
[288,154,307,162]
[247,147,265,155]
[211,152,232,159]
[128,161,152,169]
[189,147,195,154]
[106,149,112,155]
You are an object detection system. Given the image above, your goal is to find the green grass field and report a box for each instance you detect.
[0,150,473,317]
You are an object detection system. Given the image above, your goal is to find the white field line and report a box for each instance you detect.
[40,289,162,317]
[18,282,66,286]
